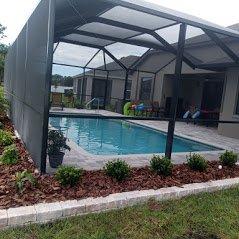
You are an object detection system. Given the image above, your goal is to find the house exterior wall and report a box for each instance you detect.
[159,76,205,110]
[73,78,78,94]
[85,77,93,102]
[130,39,239,104]
[218,67,239,139]
[130,40,239,139]
[131,71,155,101]
[130,50,212,106]
[111,78,125,100]
[73,75,127,106]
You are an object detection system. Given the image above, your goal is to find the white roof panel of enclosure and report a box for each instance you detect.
[55,0,239,71]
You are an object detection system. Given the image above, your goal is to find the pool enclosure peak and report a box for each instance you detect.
[54,0,239,39]
[4,0,239,172]
[55,0,239,70]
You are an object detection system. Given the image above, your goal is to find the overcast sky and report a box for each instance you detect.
[0,0,239,75]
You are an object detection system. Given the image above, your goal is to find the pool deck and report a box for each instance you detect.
[47,108,239,172]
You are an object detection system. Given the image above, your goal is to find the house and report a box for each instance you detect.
[72,23,239,140]
[129,23,239,139]
[73,55,139,108]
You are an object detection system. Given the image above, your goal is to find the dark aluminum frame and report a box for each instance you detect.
[4,0,239,173]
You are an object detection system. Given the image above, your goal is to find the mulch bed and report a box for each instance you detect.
[0,116,239,209]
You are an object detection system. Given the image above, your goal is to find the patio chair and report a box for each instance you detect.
[143,101,153,117]
[151,101,161,117]
[51,92,64,110]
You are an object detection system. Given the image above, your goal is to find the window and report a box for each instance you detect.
[140,77,152,100]
[235,84,239,115]
[220,77,227,113]
[73,79,78,94]
[125,80,132,100]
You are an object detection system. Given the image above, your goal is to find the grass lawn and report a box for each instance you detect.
[1,187,239,239]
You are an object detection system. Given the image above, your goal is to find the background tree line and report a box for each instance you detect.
[52,74,74,87]
[0,23,73,87]
[0,24,8,82]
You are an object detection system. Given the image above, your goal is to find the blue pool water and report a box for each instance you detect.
[49,117,219,155]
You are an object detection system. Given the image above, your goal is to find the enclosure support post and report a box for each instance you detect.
[135,70,140,99]
[41,0,55,173]
[81,68,86,104]
[103,52,107,70]
[165,23,187,159]
[103,71,109,109]
[123,70,129,101]
[151,73,157,101]
[53,42,59,54]
[85,49,101,68]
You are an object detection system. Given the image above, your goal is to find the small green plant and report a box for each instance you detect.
[0,87,9,116]
[104,159,131,181]
[150,155,173,176]
[187,153,208,172]
[0,122,3,129]
[64,89,74,98]
[55,166,83,187]
[0,144,18,165]
[74,100,85,109]
[15,170,36,193]
[220,150,238,167]
[48,130,70,156]
[105,104,115,112]
[0,129,13,146]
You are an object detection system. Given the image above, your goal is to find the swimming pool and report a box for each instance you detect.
[49,117,220,155]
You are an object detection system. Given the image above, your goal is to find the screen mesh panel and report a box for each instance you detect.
[105,43,148,60]
[100,6,176,30]
[4,0,55,171]
[87,51,106,68]
[52,64,83,77]
[129,34,164,46]
[121,0,239,37]
[63,34,113,46]
[78,23,140,39]
[53,42,100,66]
[56,0,239,71]
[184,27,237,65]
[155,24,180,44]
[4,0,239,173]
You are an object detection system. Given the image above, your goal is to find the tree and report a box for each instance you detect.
[51,74,74,87]
[0,24,8,82]
[63,76,73,87]
[0,24,6,40]
[52,74,63,88]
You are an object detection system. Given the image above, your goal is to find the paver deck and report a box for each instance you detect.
[47,108,239,172]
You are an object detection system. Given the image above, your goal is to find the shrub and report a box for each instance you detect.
[220,150,238,167]
[150,155,173,176]
[0,144,18,165]
[187,153,207,172]
[74,100,85,109]
[0,87,9,116]
[0,129,13,146]
[15,170,36,193]
[64,89,74,98]
[55,166,83,187]
[105,104,115,112]
[104,159,131,181]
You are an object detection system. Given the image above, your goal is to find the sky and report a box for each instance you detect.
[0,0,239,76]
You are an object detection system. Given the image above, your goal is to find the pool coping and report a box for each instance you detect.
[48,113,227,171]
[50,110,230,150]
[1,177,239,229]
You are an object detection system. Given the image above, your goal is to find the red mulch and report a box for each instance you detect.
[0,116,239,209]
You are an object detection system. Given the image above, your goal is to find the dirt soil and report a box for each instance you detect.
[0,116,239,209]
